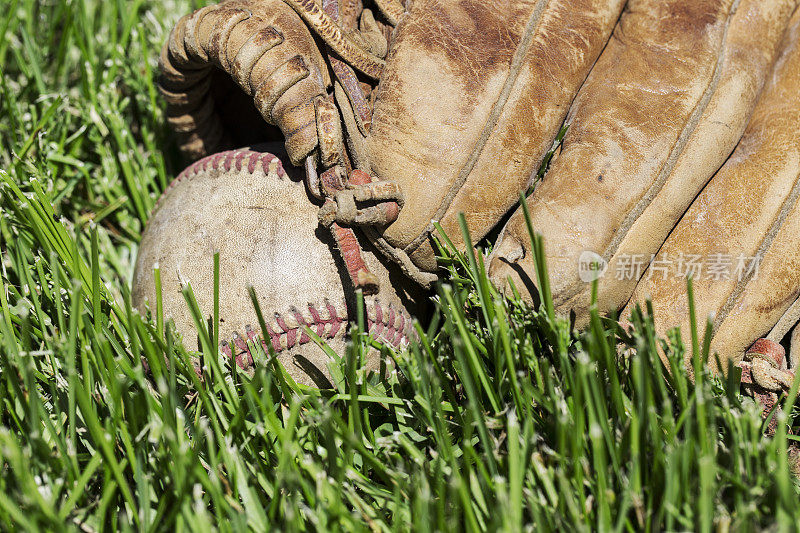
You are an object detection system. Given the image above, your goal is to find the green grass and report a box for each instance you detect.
[1,0,800,530]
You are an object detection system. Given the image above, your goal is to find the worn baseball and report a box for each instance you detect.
[132,145,421,387]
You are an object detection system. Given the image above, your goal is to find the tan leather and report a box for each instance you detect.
[489,0,798,323]
[622,10,800,375]
[363,0,626,273]
[132,145,421,387]
[159,0,332,163]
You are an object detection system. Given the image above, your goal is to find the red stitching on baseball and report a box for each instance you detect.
[247,154,259,174]
[326,301,342,338]
[154,148,286,210]
[220,300,414,370]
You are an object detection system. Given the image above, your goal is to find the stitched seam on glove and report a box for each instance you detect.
[402,0,551,256]
[712,167,800,334]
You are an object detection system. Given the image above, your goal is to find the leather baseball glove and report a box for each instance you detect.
[159,0,627,291]
[346,0,626,282]
[154,0,800,404]
[489,0,799,322]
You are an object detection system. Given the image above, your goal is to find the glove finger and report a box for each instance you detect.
[365,0,626,273]
[622,9,800,375]
[159,0,331,163]
[489,0,798,324]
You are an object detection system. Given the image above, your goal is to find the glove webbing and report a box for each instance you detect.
[302,0,404,294]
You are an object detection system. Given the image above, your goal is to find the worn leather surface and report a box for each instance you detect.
[489,0,798,323]
[623,10,800,374]
[132,144,420,387]
[160,0,331,163]
[366,0,626,272]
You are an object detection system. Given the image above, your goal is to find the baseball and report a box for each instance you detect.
[132,145,422,387]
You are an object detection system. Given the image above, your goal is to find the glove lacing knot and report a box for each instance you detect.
[737,338,797,434]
